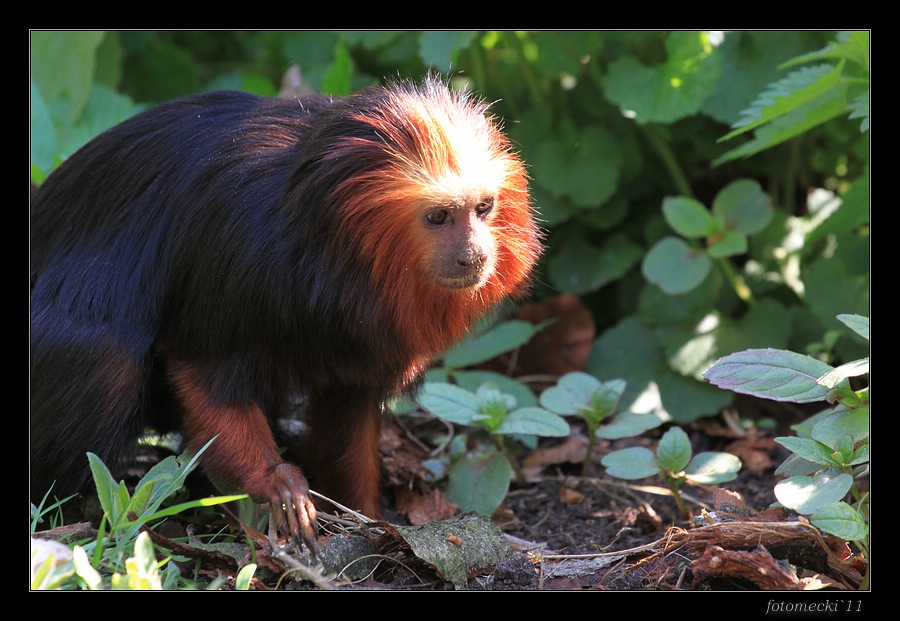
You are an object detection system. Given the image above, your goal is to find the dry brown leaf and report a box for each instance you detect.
[521,434,589,479]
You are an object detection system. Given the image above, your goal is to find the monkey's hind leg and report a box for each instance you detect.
[30,319,151,503]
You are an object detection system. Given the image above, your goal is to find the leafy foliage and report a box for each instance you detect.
[704,314,869,556]
[601,426,742,518]
[30,442,251,590]
[539,372,661,475]
[418,381,570,516]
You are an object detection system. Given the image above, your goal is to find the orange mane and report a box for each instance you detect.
[330,79,541,365]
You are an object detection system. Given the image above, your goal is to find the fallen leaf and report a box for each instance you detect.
[521,434,589,479]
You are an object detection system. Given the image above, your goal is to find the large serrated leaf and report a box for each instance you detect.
[703,348,834,403]
[723,63,843,138]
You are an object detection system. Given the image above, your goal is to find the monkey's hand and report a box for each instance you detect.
[263,462,318,553]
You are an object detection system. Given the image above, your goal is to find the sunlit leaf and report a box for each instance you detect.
[774,472,852,514]
[703,348,835,403]
[685,451,742,484]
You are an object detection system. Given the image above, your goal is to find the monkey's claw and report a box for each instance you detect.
[266,462,318,553]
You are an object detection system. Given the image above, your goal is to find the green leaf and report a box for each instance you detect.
[810,407,869,446]
[715,86,849,164]
[587,316,733,423]
[803,260,870,333]
[837,314,869,341]
[31,30,105,121]
[706,231,747,258]
[656,427,692,473]
[642,237,712,294]
[532,124,622,207]
[548,232,644,295]
[774,472,852,514]
[453,371,538,408]
[810,501,868,542]
[685,451,742,484]
[320,37,353,96]
[495,407,571,437]
[539,372,602,416]
[446,452,513,516]
[601,447,659,480]
[30,80,57,177]
[418,383,487,425]
[782,31,869,72]
[235,564,257,591]
[443,320,539,368]
[88,452,126,524]
[774,436,836,467]
[703,348,835,403]
[848,91,869,132]
[604,32,723,124]
[418,31,478,72]
[723,63,844,138]
[818,358,869,388]
[662,196,716,238]
[711,179,773,235]
[596,412,663,440]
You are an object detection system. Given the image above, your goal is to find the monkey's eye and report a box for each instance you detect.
[426,209,451,225]
[475,198,494,217]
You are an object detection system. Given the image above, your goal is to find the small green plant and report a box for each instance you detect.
[417,381,570,517]
[30,439,253,590]
[601,426,742,519]
[703,314,869,565]
[643,178,773,304]
[539,372,662,476]
[425,317,553,405]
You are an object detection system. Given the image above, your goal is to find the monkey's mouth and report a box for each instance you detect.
[432,271,488,290]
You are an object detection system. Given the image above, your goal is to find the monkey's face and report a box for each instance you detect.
[419,193,497,291]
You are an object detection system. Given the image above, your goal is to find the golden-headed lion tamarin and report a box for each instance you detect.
[30,76,541,549]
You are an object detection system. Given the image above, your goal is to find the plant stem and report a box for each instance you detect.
[639,124,694,198]
[663,475,691,520]
[717,257,755,305]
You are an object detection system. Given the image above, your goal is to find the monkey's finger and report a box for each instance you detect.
[267,463,318,552]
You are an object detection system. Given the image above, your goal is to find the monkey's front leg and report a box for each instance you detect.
[167,364,318,550]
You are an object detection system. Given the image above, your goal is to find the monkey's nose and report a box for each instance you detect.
[457,249,487,269]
